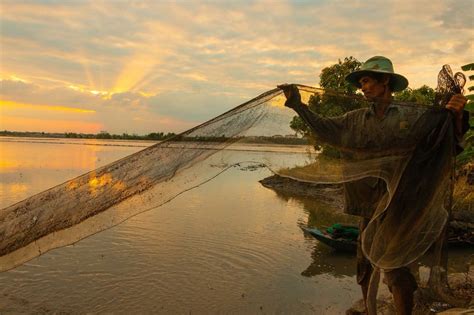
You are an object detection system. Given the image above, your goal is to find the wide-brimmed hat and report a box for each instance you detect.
[345,56,409,92]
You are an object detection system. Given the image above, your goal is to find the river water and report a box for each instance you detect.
[0,137,472,314]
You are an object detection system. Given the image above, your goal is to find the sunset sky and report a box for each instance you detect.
[1,0,472,134]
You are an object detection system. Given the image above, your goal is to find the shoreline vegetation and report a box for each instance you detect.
[0,130,177,141]
[260,173,473,235]
[0,130,309,145]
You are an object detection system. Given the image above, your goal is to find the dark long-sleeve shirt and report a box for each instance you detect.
[293,103,427,151]
[292,102,469,218]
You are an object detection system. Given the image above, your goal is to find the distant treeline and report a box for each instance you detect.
[0,130,308,145]
[0,130,176,141]
[175,135,309,145]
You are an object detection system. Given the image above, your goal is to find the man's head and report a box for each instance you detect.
[358,73,392,100]
[345,56,408,96]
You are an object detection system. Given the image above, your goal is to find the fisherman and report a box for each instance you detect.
[278,56,468,315]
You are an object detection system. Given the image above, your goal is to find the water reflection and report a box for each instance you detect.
[301,244,356,278]
[0,140,359,313]
[266,178,473,279]
[0,138,470,313]
[0,138,148,207]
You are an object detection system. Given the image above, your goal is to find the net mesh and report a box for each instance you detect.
[0,67,466,274]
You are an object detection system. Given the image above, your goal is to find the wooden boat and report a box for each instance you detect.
[301,226,357,253]
[302,225,473,253]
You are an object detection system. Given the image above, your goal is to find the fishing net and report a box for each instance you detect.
[0,66,467,279]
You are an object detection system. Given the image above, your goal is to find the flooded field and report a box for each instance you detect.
[0,137,472,314]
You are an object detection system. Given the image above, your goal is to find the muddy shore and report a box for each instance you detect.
[259,173,474,313]
[260,171,474,244]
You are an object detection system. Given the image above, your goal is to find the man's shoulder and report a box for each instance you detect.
[345,107,370,116]
[391,103,428,121]
[391,102,428,113]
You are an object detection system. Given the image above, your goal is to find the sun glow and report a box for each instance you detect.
[8,75,29,83]
[113,53,159,93]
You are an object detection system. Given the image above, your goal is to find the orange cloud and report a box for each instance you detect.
[0,115,103,133]
[1,100,96,114]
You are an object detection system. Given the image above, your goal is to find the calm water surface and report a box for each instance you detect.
[0,137,471,314]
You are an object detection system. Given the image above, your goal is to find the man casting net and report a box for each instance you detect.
[0,56,470,314]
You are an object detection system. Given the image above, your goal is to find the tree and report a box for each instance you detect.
[289,57,448,159]
[290,56,362,137]
[461,63,474,104]
[96,131,112,139]
[456,62,474,165]
[394,85,436,104]
[319,56,362,94]
[289,57,363,157]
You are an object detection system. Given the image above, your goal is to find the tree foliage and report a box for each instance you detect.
[394,85,435,104]
[290,56,362,137]
[319,56,362,94]
[288,57,471,161]
[311,56,362,117]
[456,62,474,166]
[462,62,474,105]
[289,57,363,157]
[461,63,474,71]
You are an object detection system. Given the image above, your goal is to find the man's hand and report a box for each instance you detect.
[445,94,467,135]
[277,83,302,109]
[445,94,467,119]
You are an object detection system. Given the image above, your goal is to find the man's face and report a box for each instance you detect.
[358,75,387,100]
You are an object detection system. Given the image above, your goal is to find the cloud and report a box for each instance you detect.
[0,79,200,133]
[437,0,474,30]
[0,115,103,134]
[1,0,472,134]
[1,79,100,110]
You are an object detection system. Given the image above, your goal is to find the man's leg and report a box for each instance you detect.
[384,267,418,315]
[357,218,372,312]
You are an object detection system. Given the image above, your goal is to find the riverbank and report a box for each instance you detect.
[259,169,474,313]
[260,162,474,244]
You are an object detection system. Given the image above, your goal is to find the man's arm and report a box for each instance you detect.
[278,84,346,146]
[445,94,468,136]
[445,94,469,153]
